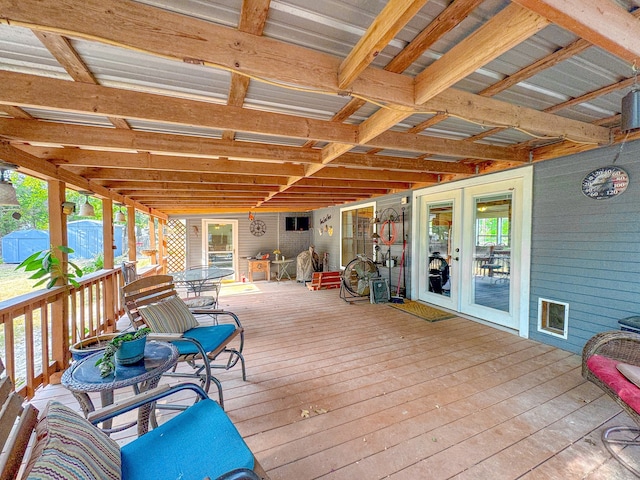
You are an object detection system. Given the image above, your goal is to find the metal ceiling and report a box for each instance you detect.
[0,0,638,215]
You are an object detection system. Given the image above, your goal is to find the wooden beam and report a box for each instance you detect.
[311,166,438,183]
[0,0,414,106]
[108,182,275,192]
[0,105,33,119]
[32,30,131,130]
[334,152,475,174]
[0,72,359,145]
[424,88,609,144]
[295,178,410,190]
[222,0,271,140]
[39,145,475,175]
[479,38,591,97]
[307,0,481,150]
[0,141,167,219]
[0,119,322,164]
[64,167,289,185]
[338,0,428,89]
[512,0,640,63]
[32,30,97,83]
[369,129,528,162]
[0,116,526,163]
[44,150,306,177]
[415,3,549,104]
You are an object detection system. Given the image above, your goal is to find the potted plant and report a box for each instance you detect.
[16,245,83,289]
[69,333,118,361]
[95,328,151,377]
[16,245,95,359]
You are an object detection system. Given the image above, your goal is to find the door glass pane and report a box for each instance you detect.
[207,223,233,268]
[472,194,511,311]
[427,203,452,297]
[341,206,374,265]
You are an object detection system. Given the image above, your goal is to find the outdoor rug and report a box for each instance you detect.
[388,300,455,322]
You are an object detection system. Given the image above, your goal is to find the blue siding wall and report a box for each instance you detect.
[529,141,640,354]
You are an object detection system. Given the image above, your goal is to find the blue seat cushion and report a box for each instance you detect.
[172,324,237,356]
[121,399,254,480]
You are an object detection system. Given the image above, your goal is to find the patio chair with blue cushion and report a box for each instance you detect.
[0,356,268,479]
[122,275,246,408]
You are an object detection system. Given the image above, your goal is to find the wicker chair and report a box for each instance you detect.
[582,330,640,476]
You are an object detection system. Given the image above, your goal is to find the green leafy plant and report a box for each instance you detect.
[95,328,151,377]
[16,245,83,289]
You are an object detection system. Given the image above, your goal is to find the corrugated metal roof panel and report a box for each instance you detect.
[71,39,231,103]
[22,108,113,127]
[234,131,307,147]
[0,24,70,78]
[244,78,352,121]
[128,119,223,138]
[134,0,240,28]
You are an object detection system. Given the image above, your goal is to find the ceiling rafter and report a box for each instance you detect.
[338,0,428,89]
[512,0,640,62]
[221,0,271,141]
[32,30,130,130]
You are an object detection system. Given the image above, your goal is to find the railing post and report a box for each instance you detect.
[48,180,69,373]
[127,205,136,262]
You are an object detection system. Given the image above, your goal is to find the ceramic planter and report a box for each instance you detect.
[114,335,147,365]
[70,334,116,361]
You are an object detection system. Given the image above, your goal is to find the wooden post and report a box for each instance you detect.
[102,198,116,332]
[102,198,114,270]
[127,205,136,262]
[158,218,166,273]
[148,216,157,264]
[48,180,69,371]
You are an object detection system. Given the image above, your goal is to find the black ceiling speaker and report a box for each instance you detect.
[621,89,640,132]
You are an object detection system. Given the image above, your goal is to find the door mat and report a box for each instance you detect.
[388,300,455,322]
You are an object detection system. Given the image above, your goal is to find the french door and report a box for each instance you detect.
[201,220,238,278]
[413,169,531,333]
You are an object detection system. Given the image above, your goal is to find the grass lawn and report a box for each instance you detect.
[0,263,34,301]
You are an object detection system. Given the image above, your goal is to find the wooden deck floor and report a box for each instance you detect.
[30,280,639,479]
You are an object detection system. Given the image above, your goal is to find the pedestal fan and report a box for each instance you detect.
[340,254,379,302]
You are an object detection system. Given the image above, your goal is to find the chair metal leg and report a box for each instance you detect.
[602,425,640,477]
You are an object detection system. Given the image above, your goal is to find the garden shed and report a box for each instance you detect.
[1,229,49,264]
[68,220,124,260]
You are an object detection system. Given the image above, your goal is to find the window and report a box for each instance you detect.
[285,216,310,231]
[475,194,511,246]
[538,298,569,339]
[340,203,375,267]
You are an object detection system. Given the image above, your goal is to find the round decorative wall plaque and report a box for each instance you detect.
[581,166,629,200]
[250,219,267,236]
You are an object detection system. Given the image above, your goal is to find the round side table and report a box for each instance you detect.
[62,341,178,436]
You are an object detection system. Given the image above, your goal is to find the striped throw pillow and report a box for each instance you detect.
[26,402,121,480]
[138,295,199,333]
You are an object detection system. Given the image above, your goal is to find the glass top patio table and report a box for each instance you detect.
[171,266,234,296]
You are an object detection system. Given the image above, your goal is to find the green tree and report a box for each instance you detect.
[0,174,48,237]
